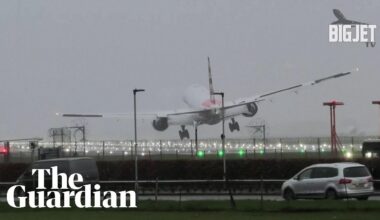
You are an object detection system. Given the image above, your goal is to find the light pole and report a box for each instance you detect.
[133,88,145,196]
[213,92,226,180]
[214,91,235,208]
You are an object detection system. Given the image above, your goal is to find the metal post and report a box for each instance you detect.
[133,88,145,198]
[213,92,226,180]
[134,91,138,194]
[155,177,158,202]
[260,175,264,211]
[82,126,86,156]
[330,106,334,156]
[263,125,266,154]
[130,140,134,160]
[102,141,105,159]
[4,141,10,163]
[317,137,321,160]
[213,91,235,207]
[159,140,163,160]
[280,138,283,160]
[221,93,226,181]
[190,140,193,157]
[194,125,198,153]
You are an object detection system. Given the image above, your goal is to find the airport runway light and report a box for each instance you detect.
[217,150,224,157]
[133,88,145,197]
[196,150,205,158]
[238,149,245,157]
[345,151,353,159]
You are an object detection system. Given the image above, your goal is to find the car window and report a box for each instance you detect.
[344,166,370,177]
[70,159,99,180]
[298,169,312,180]
[311,167,338,178]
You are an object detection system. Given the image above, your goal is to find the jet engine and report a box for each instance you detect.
[242,103,258,117]
[152,117,169,131]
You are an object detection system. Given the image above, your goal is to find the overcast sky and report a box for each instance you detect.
[0,0,379,141]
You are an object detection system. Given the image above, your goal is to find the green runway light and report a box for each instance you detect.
[238,149,245,157]
[217,150,224,157]
[259,149,264,155]
[196,150,205,158]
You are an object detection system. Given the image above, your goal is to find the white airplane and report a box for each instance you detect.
[58,58,354,140]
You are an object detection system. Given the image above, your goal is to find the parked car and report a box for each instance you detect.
[16,157,99,193]
[281,162,374,200]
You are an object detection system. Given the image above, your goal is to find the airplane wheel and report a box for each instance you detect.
[179,131,184,140]
[184,130,190,139]
[229,123,234,132]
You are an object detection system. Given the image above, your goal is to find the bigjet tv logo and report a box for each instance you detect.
[329,9,376,47]
[6,166,137,208]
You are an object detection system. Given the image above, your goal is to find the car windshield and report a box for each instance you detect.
[343,166,370,177]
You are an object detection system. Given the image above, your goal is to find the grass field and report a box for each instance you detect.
[1,200,380,220]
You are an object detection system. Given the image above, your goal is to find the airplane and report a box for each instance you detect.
[57,58,354,140]
[331,9,367,25]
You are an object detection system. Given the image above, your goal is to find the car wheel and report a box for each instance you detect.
[357,196,369,201]
[325,189,337,200]
[283,188,295,201]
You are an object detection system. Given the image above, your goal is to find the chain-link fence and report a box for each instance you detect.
[1,136,379,163]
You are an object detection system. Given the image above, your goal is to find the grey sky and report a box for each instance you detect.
[0,0,379,140]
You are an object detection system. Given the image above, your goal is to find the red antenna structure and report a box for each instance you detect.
[323,100,344,157]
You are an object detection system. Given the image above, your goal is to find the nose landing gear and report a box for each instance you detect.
[179,125,190,140]
[229,118,240,132]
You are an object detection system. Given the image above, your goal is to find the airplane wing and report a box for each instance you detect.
[222,70,355,113]
[58,69,355,121]
[56,112,158,119]
[149,69,355,118]
[58,109,215,119]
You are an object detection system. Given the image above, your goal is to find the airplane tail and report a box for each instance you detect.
[208,57,215,102]
[333,9,346,21]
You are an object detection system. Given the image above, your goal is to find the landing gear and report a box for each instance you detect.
[179,125,190,140]
[228,118,240,132]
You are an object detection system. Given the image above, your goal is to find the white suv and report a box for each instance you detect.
[281,162,374,200]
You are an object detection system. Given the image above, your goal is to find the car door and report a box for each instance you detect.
[292,168,313,196]
[311,167,338,196]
